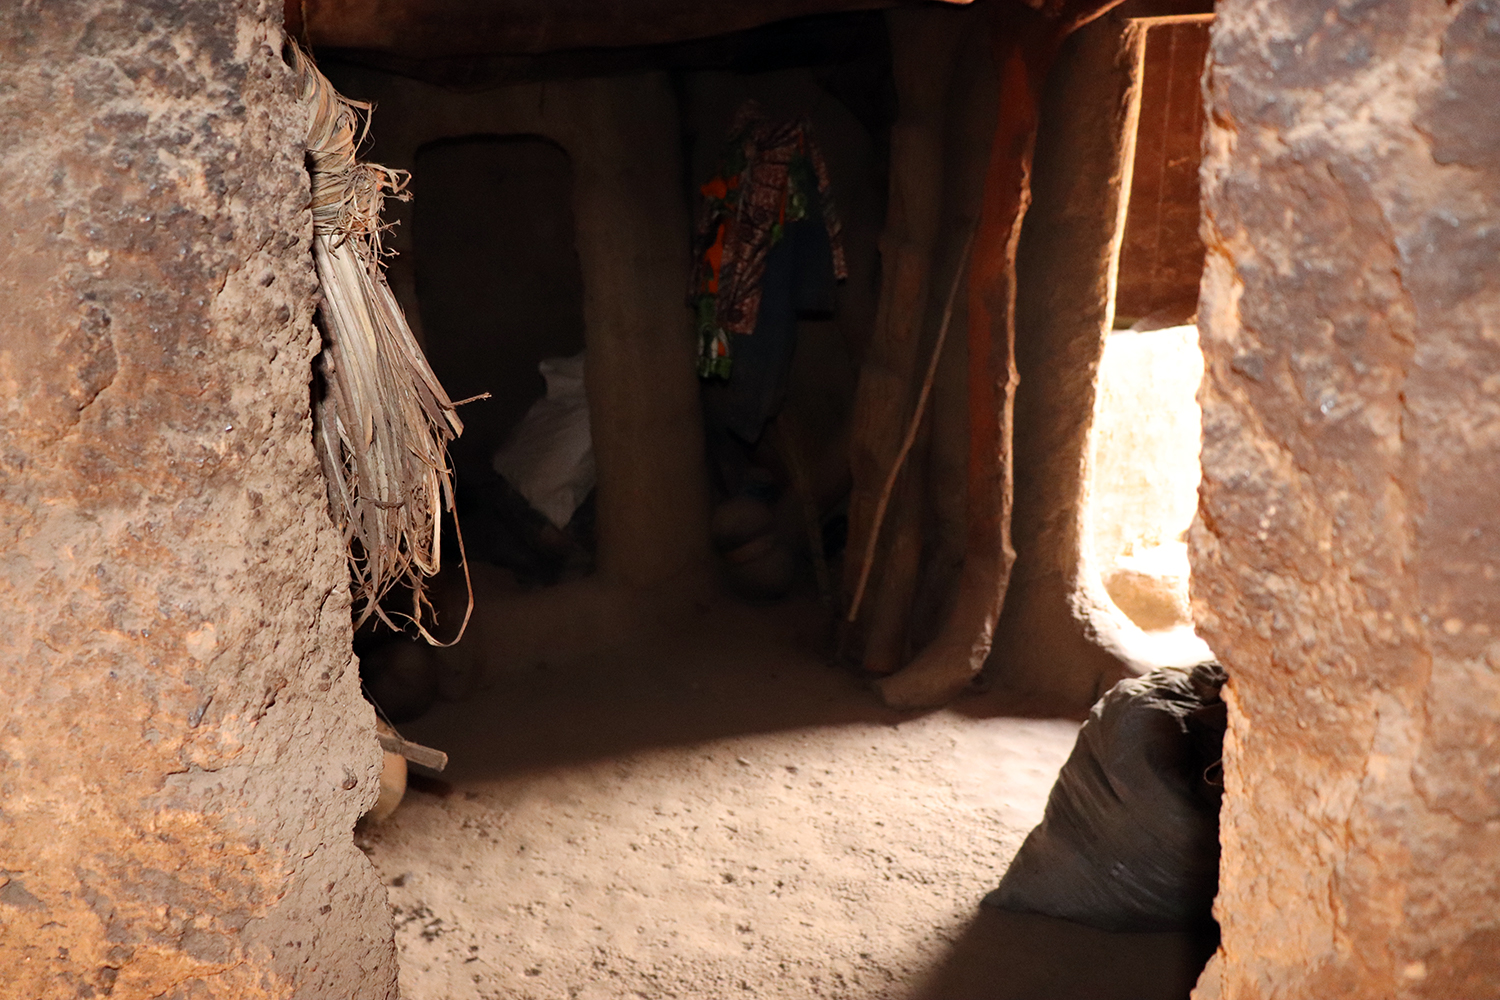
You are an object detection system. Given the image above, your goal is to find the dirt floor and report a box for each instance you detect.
[357,590,1212,999]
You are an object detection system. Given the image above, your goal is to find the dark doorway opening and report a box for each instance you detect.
[412,135,587,482]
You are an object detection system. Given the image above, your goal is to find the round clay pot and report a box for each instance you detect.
[362,639,439,724]
[711,496,775,552]
[724,534,797,600]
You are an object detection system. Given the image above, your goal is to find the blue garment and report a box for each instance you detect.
[701,217,836,500]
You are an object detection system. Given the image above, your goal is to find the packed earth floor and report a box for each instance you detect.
[357,590,1211,999]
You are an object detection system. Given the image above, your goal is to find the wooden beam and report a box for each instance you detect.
[287,0,969,58]
[377,731,449,772]
[1110,0,1213,21]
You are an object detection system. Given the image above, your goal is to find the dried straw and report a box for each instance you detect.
[291,42,472,643]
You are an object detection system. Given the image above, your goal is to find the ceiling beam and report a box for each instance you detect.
[288,0,971,58]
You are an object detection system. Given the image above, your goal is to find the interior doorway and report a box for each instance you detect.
[1085,16,1214,666]
[412,135,588,482]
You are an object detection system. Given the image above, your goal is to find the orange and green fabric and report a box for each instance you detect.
[690,101,847,379]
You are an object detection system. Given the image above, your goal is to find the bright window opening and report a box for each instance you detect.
[1087,18,1213,666]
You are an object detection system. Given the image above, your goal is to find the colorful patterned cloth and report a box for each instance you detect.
[690,101,848,378]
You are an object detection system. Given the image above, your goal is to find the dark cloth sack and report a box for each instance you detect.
[985,662,1227,932]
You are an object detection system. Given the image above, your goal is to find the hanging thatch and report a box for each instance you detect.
[291,41,471,643]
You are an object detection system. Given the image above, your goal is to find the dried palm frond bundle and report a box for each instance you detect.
[291,41,471,643]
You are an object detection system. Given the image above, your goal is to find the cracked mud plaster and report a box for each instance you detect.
[1191,1,1500,997]
[0,2,396,997]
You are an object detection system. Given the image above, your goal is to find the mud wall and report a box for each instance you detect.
[1193,1,1500,995]
[293,0,936,56]
[841,2,995,689]
[989,10,1143,706]
[0,3,396,996]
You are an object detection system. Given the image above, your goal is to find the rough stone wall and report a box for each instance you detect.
[0,3,397,996]
[1193,1,1500,995]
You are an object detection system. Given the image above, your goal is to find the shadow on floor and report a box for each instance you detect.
[396,590,1079,783]
[909,906,1216,1000]
[379,586,1218,1000]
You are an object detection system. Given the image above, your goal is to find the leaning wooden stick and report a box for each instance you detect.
[376,731,449,772]
[847,228,976,624]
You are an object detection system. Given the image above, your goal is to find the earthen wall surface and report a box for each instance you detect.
[0,3,396,995]
[990,11,1143,703]
[1193,1,1500,994]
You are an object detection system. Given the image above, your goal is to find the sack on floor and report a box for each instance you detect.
[492,351,595,530]
[985,661,1227,932]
